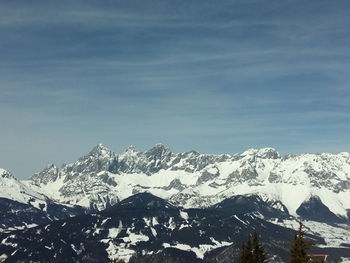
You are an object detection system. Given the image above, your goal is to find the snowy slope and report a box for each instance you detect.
[0,168,48,210]
[0,168,88,232]
[21,144,350,220]
[1,193,348,263]
[0,193,311,263]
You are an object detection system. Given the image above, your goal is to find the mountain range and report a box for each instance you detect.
[1,144,350,262]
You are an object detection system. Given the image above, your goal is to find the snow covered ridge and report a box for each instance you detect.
[0,168,47,208]
[0,169,12,178]
[2,143,350,219]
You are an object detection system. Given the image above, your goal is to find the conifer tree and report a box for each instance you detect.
[252,232,268,263]
[289,221,314,263]
[236,232,268,263]
[245,236,254,262]
[237,242,248,263]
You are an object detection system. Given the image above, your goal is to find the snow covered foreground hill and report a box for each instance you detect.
[0,193,348,263]
[21,144,350,220]
[0,169,86,232]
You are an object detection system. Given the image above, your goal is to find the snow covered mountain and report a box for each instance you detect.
[0,169,86,232]
[22,144,350,221]
[0,168,47,207]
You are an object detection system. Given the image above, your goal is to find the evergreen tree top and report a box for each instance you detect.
[236,232,268,263]
[289,221,314,263]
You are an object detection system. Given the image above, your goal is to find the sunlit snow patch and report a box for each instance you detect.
[163,237,232,259]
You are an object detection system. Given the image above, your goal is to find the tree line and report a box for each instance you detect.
[110,221,341,263]
[236,221,338,263]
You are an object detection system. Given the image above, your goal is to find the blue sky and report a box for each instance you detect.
[1,0,350,179]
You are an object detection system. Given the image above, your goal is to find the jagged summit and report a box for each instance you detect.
[47,163,56,169]
[87,143,113,157]
[125,145,137,153]
[184,149,200,155]
[240,147,280,159]
[31,164,59,185]
[146,143,172,155]
[0,168,12,178]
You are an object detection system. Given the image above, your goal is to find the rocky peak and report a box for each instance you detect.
[125,145,137,153]
[119,145,139,159]
[78,143,114,166]
[240,147,280,159]
[86,143,113,158]
[31,164,59,185]
[0,168,13,179]
[145,143,172,158]
[183,150,200,157]
[258,148,280,159]
[59,145,115,181]
[109,144,174,175]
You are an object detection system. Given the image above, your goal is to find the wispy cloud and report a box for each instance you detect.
[1,0,350,178]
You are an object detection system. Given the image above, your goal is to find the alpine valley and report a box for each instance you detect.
[1,144,350,262]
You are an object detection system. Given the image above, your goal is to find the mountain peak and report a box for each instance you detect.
[154,143,169,149]
[147,143,172,155]
[125,145,137,153]
[46,163,57,169]
[31,164,59,185]
[339,152,350,157]
[92,143,109,150]
[87,143,112,157]
[241,147,279,159]
[0,168,12,179]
